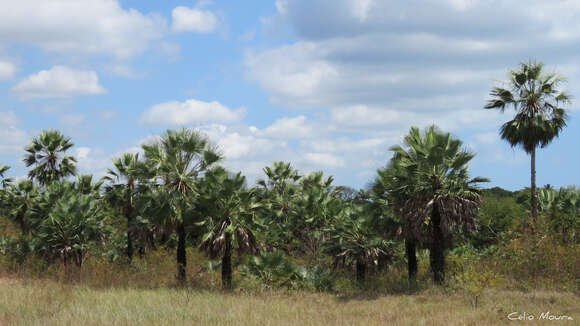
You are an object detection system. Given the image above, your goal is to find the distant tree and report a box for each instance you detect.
[485,61,571,224]
[23,130,76,186]
[471,194,527,248]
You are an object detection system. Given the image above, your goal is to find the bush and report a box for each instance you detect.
[305,264,334,292]
[239,251,306,289]
[454,263,504,309]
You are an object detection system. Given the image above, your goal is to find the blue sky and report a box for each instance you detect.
[1,0,579,190]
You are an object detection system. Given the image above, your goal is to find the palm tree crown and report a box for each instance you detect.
[485,61,570,152]
[23,130,77,186]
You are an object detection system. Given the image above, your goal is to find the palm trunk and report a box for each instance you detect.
[222,232,233,289]
[355,259,366,281]
[127,212,134,262]
[177,222,187,283]
[430,204,445,285]
[530,147,538,226]
[405,239,417,281]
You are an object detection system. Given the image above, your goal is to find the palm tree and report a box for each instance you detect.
[386,126,488,284]
[294,172,343,265]
[199,170,262,288]
[6,180,38,235]
[372,166,418,281]
[257,162,302,249]
[103,153,147,262]
[75,174,103,197]
[485,61,571,223]
[23,130,77,186]
[143,129,222,282]
[0,165,13,188]
[325,204,393,281]
[38,192,106,276]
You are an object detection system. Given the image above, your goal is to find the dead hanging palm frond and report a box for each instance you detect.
[236,227,259,256]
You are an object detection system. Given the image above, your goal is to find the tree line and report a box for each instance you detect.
[0,61,576,289]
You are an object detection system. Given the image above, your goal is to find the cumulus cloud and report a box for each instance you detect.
[258,115,314,139]
[247,0,580,133]
[0,0,167,58]
[0,111,28,155]
[12,66,107,100]
[0,60,17,80]
[140,99,246,126]
[172,6,219,33]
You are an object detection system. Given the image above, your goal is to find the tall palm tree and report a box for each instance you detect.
[485,61,570,223]
[103,153,147,262]
[23,130,77,186]
[386,126,487,284]
[143,129,222,282]
[199,169,262,289]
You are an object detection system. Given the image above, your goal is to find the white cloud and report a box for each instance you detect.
[247,0,580,139]
[74,147,113,178]
[60,114,85,126]
[259,115,313,139]
[140,99,246,126]
[0,60,16,80]
[474,131,499,145]
[0,0,167,58]
[0,111,28,155]
[304,152,345,168]
[238,30,256,42]
[172,6,219,33]
[12,66,107,100]
[106,63,144,79]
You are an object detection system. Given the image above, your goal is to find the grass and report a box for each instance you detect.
[0,277,578,325]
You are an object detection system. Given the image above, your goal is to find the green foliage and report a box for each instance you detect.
[0,235,37,266]
[454,263,504,309]
[537,186,579,243]
[198,169,262,258]
[324,204,394,280]
[470,193,527,248]
[240,251,306,289]
[305,265,335,292]
[37,192,107,269]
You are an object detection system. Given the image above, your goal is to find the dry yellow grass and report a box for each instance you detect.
[0,277,577,326]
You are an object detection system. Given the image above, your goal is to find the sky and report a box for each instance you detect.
[1,0,579,190]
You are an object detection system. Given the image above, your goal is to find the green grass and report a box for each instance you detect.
[1,278,578,325]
